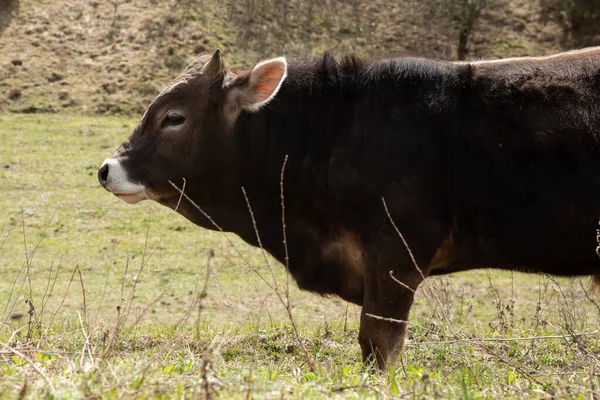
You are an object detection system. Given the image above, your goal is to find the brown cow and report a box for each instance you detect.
[99,47,600,370]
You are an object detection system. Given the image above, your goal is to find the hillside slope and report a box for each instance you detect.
[1,0,599,116]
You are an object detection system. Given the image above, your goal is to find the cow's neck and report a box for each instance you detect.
[226,55,463,270]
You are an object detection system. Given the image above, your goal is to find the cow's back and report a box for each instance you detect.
[446,47,600,273]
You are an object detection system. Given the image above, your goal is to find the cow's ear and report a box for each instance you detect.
[236,57,287,112]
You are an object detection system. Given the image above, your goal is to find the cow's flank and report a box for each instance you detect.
[99,47,600,370]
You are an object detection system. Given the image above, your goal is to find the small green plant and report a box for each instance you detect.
[1,114,600,398]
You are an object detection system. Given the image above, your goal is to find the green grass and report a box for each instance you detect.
[1,113,600,399]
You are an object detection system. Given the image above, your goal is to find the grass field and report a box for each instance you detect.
[1,113,600,399]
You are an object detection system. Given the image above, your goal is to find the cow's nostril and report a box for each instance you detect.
[98,163,109,187]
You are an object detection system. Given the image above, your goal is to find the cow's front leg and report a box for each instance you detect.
[358,260,423,370]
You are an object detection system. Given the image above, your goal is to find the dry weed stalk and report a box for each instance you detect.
[34,257,62,334]
[98,176,220,393]
[580,279,600,319]
[77,268,89,336]
[195,250,213,341]
[279,155,291,301]
[485,270,512,332]
[546,275,600,369]
[170,247,214,340]
[77,310,95,370]
[22,210,57,340]
[1,193,48,253]
[166,180,271,284]
[0,327,55,393]
[477,341,544,386]
[1,261,27,326]
[2,208,57,341]
[168,155,318,373]
[95,248,221,398]
[240,154,317,373]
[41,265,79,343]
[381,202,600,388]
[76,268,95,370]
[407,330,598,346]
[380,196,481,388]
[0,340,55,393]
[388,270,416,294]
[21,208,30,302]
[102,180,186,359]
[380,198,425,281]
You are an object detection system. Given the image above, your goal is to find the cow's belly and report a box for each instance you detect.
[429,217,600,277]
[447,148,600,276]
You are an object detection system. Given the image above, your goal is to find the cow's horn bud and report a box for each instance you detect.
[201,48,223,76]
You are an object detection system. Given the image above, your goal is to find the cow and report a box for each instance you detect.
[98,46,600,370]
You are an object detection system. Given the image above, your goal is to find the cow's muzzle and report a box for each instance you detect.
[98,158,147,204]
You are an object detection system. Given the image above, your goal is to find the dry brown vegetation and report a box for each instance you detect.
[1,0,600,116]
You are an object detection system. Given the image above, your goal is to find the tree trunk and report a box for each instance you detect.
[457,29,469,60]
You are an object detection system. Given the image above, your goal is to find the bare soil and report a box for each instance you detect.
[1,0,599,116]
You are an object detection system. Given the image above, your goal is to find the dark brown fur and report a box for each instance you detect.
[99,46,600,370]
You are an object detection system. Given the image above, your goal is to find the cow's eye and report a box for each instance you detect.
[163,112,185,127]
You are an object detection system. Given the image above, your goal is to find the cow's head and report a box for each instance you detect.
[97,49,287,211]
